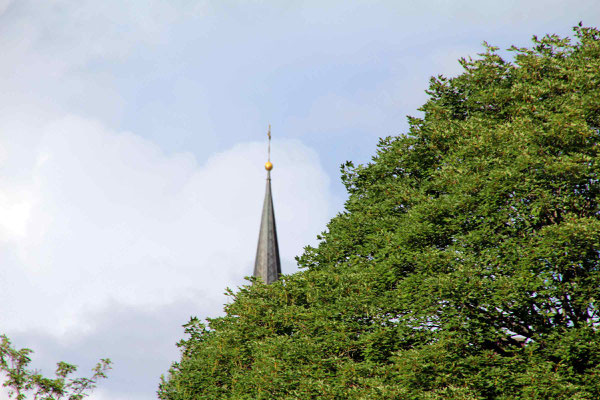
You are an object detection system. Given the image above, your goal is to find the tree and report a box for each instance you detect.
[159,25,600,399]
[0,335,111,400]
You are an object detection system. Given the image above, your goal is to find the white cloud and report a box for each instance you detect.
[0,0,193,64]
[0,0,12,15]
[0,115,332,338]
[0,190,32,240]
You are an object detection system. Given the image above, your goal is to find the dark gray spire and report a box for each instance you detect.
[253,170,281,284]
[253,126,281,284]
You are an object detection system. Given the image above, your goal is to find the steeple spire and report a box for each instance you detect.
[253,125,281,284]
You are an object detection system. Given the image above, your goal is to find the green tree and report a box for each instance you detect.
[0,335,111,400]
[159,24,600,399]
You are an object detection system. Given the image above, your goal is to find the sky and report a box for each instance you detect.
[0,1,599,399]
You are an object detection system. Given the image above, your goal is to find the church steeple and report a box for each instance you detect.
[253,125,281,284]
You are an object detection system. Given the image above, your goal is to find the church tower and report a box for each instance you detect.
[253,125,281,284]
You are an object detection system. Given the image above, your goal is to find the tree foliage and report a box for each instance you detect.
[159,25,600,399]
[0,335,111,400]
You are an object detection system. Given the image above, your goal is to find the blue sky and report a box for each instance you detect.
[1,1,599,399]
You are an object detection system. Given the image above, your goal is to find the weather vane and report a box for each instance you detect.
[265,124,273,171]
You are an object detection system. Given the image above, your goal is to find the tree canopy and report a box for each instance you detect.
[159,25,600,399]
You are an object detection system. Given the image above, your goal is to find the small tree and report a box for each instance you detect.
[0,335,111,400]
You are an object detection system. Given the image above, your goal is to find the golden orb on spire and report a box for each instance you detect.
[265,161,273,171]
